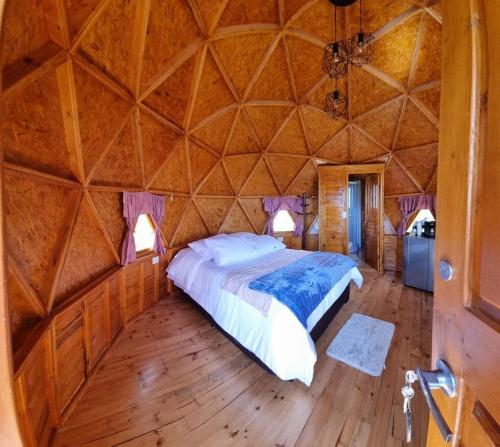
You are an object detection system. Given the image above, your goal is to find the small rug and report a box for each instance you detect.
[326,313,395,377]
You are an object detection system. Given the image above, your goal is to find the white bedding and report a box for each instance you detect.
[167,248,363,386]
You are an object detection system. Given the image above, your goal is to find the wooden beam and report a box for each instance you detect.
[130,0,151,98]
[70,0,113,49]
[392,153,425,192]
[183,44,208,132]
[42,0,71,49]
[131,107,146,189]
[282,35,299,103]
[3,163,82,189]
[211,23,281,40]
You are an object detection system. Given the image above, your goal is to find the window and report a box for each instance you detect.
[134,214,156,252]
[406,209,435,233]
[273,210,295,232]
[308,216,319,235]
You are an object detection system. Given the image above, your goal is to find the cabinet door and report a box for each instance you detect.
[319,168,347,254]
[364,173,380,271]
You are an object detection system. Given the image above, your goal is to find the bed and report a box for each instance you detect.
[167,233,363,386]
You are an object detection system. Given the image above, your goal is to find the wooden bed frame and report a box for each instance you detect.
[183,285,351,376]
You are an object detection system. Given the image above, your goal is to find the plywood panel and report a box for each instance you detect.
[5,173,80,308]
[54,198,117,307]
[141,0,201,90]
[191,109,236,154]
[1,69,74,178]
[197,162,234,195]
[124,262,141,323]
[139,110,182,183]
[240,158,279,196]
[267,155,308,192]
[395,100,439,149]
[89,190,127,255]
[359,0,413,34]
[189,142,219,189]
[65,0,102,40]
[302,106,345,151]
[54,305,87,412]
[218,0,279,27]
[190,51,235,126]
[245,105,293,148]
[240,198,267,233]
[395,144,438,190]
[384,197,403,232]
[142,261,156,310]
[287,160,317,195]
[108,273,123,341]
[86,286,107,369]
[249,39,294,101]
[284,0,309,23]
[412,13,442,87]
[220,202,254,233]
[143,53,197,128]
[193,0,228,33]
[351,128,388,162]
[213,33,275,97]
[224,155,260,193]
[315,126,350,164]
[149,139,190,193]
[414,84,441,118]
[354,96,404,149]
[268,109,308,155]
[384,158,419,196]
[78,0,138,91]
[195,198,234,234]
[172,202,209,246]
[225,111,260,155]
[160,196,190,245]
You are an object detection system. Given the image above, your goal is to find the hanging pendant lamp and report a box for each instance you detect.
[347,0,375,66]
[322,5,348,79]
[324,82,348,119]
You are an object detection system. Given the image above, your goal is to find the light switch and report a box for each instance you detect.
[152,256,159,265]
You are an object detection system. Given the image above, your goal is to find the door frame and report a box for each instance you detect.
[319,163,385,272]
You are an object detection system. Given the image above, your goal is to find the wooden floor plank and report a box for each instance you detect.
[54,265,432,447]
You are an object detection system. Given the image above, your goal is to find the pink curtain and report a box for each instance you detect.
[121,192,166,265]
[397,193,436,236]
[263,196,304,237]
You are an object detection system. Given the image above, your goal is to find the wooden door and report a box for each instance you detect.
[363,173,380,271]
[319,167,347,254]
[428,0,500,445]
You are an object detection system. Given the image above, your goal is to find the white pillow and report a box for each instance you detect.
[188,233,227,260]
[204,234,259,266]
[241,234,286,256]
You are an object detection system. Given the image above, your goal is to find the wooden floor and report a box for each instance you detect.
[54,264,432,447]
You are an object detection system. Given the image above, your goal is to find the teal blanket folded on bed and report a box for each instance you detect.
[248,252,356,328]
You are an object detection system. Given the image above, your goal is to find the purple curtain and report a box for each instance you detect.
[121,191,166,265]
[263,196,304,237]
[396,193,436,236]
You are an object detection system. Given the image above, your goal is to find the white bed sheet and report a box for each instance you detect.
[167,248,363,386]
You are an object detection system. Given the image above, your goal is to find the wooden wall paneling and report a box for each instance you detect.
[123,262,142,323]
[142,260,156,310]
[83,285,108,371]
[107,272,123,343]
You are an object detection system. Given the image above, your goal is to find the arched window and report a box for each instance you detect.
[273,210,295,232]
[134,214,156,252]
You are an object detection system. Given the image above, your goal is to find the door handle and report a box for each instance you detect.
[403,359,456,443]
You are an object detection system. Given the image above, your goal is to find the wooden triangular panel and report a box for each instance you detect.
[384,158,420,196]
[193,0,228,32]
[7,263,42,351]
[249,40,294,101]
[73,64,131,176]
[354,96,404,149]
[197,162,234,195]
[5,173,80,308]
[190,51,235,126]
[78,0,138,91]
[287,36,324,99]
[161,196,190,245]
[225,112,260,155]
[218,0,279,27]
[189,142,219,190]
[315,127,350,164]
[191,109,236,154]
[55,197,117,306]
[350,0,411,35]
[141,0,201,90]
[143,54,197,128]
[1,69,74,179]
[65,0,102,40]
[302,106,345,151]
[426,170,437,193]
[240,198,267,233]
[240,158,279,196]
[395,144,438,190]
[350,66,400,118]
[351,128,388,162]
[287,160,317,195]
[213,33,275,97]
[91,119,142,187]
[220,202,254,233]
[139,111,183,183]
[371,13,420,86]
[195,198,234,234]
[88,190,127,255]
[173,201,209,246]
[414,84,441,118]
[267,155,308,193]
[149,139,190,193]
[395,100,439,150]
[412,14,442,87]
[384,197,403,232]
[224,155,260,193]
[245,105,293,148]
[284,0,309,23]
[289,0,344,43]
[268,109,308,155]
